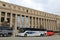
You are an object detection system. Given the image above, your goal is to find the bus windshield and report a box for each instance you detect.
[18,29,25,33]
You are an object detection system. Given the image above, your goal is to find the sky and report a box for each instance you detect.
[0,0,60,15]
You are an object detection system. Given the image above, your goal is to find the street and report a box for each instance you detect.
[0,35,60,40]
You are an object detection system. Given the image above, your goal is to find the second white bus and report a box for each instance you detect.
[16,28,47,37]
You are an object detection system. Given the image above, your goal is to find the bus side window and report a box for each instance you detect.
[26,32,35,34]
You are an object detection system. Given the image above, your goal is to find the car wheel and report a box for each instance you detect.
[24,34,27,37]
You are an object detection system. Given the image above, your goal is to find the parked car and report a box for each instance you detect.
[46,30,54,36]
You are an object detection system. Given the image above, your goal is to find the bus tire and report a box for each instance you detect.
[44,33,46,37]
[40,34,44,37]
[24,34,27,37]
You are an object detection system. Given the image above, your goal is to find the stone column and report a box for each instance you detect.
[48,19,50,30]
[36,18,37,28]
[28,16,30,28]
[55,21,57,31]
[45,19,47,29]
[48,20,50,30]
[41,18,42,26]
[40,18,43,29]
[10,13,12,27]
[53,20,55,31]
[54,21,57,31]
[39,18,41,28]
[24,15,26,27]
[47,20,49,30]
[33,17,35,28]
[32,17,33,28]
[13,14,17,37]
[44,19,46,29]
[50,20,52,30]
[44,19,45,29]
[52,20,54,31]
[0,12,1,26]
[35,17,36,28]
[5,12,7,21]
[51,20,53,30]
[50,20,51,30]
[54,21,55,31]
[38,18,39,28]
[42,19,44,28]
[20,15,22,28]
[47,19,49,30]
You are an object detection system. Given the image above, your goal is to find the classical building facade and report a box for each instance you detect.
[0,1,60,35]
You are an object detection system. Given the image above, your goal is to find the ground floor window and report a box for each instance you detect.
[1,17,4,22]
[26,16,29,27]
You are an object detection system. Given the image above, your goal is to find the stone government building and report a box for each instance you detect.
[0,1,60,33]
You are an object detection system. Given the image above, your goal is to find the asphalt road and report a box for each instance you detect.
[0,35,60,40]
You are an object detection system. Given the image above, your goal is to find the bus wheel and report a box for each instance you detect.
[24,34,27,37]
[40,34,44,37]
[44,33,46,37]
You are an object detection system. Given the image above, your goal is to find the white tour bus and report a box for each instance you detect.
[16,28,47,37]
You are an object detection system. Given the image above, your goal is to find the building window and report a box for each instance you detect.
[1,17,4,22]
[2,4,6,6]
[7,13,10,17]
[12,14,15,17]
[22,15,24,27]
[36,18,38,26]
[26,10,28,13]
[1,12,5,16]
[17,15,20,28]
[7,18,10,23]
[26,16,29,27]
[33,17,35,27]
[12,14,15,26]
[30,17,32,27]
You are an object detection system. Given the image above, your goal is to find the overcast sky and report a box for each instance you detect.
[0,0,60,15]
